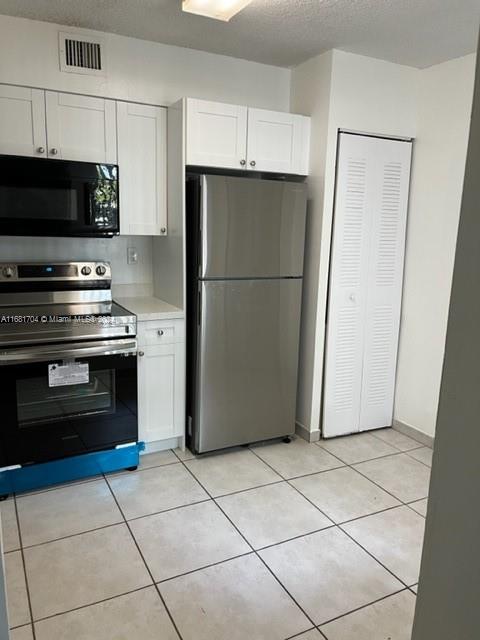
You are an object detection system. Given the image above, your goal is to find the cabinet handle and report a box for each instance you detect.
[50,148,58,155]
[239,159,246,166]
[138,351,145,357]
[157,330,164,337]
[250,160,256,167]
[37,146,45,154]
[160,227,166,234]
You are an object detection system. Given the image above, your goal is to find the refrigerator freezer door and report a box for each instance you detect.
[200,174,307,279]
[194,278,303,453]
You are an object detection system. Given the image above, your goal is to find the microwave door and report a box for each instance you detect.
[0,155,119,237]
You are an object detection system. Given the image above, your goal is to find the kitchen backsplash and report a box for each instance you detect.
[0,235,154,288]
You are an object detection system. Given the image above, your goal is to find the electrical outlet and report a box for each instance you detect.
[127,247,138,265]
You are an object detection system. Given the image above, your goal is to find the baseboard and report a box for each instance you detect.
[393,419,434,448]
[143,437,181,453]
[295,421,321,443]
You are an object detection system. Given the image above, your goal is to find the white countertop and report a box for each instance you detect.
[115,296,184,322]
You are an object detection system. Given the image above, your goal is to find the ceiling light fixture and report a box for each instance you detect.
[182,0,253,22]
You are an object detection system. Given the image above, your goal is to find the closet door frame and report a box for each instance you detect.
[322,130,413,439]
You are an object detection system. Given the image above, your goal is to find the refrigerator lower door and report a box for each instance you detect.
[194,278,302,453]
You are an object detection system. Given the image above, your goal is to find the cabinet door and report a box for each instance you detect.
[138,342,185,443]
[117,102,167,235]
[45,91,117,163]
[247,108,310,174]
[0,85,46,157]
[186,99,247,169]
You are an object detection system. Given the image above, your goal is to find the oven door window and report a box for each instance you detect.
[16,369,116,427]
[0,352,137,467]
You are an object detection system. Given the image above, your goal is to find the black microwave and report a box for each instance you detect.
[0,155,119,237]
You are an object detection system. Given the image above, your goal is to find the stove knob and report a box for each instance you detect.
[96,265,107,277]
[2,266,14,279]
[81,266,92,276]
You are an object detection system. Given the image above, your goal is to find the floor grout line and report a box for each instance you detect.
[249,444,419,591]
[177,457,319,634]
[102,472,184,640]
[155,550,255,584]
[106,459,182,478]
[284,626,318,639]
[316,586,413,629]
[335,503,408,526]
[314,442,417,465]
[210,478,286,499]
[347,461,429,509]
[13,458,183,501]
[368,428,429,451]
[247,457,347,482]
[336,522,410,589]
[248,446,337,526]
[15,520,125,552]
[12,495,37,640]
[6,439,424,635]
[26,585,155,626]
[403,449,433,469]
[14,475,101,499]
[254,524,336,552]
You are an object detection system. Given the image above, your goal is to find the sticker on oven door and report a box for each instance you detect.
[48,362,89,387]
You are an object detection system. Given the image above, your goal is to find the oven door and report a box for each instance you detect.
[0,155,119,237]
[0,339,137,467]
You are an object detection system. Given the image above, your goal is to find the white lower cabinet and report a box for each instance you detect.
[137,319,185,445]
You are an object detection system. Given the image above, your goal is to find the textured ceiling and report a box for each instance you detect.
[0,0,478,68]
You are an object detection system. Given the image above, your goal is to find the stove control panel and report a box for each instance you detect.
[0,262,111,282]
[1,265,16,279]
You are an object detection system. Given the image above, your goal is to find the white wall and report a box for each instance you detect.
[0,235,154,292]
[0,13,290,296]
[291,50,419,436]
[0,14,290,110]
[292,49,475,440]
[290,51,333,437]
[395,54,476,438]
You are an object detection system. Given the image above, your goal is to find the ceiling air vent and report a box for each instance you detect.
[59,32,106,76]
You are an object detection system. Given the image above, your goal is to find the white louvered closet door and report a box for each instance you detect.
[323,133,412,438]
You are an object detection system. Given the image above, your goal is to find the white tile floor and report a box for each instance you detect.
[1,427,431,639]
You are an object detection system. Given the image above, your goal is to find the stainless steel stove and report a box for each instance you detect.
[0,262,138,469]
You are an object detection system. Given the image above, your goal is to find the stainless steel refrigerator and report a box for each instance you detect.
[186,173,307,453]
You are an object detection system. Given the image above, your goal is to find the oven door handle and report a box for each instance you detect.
[0,339,138,365]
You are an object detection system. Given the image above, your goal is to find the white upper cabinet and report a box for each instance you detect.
[0,85,46,157]
[45,91,117,163]
[246,108,310,175]
[117,101,167,236]
[185,98,310,175]
[186,99,248,170]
